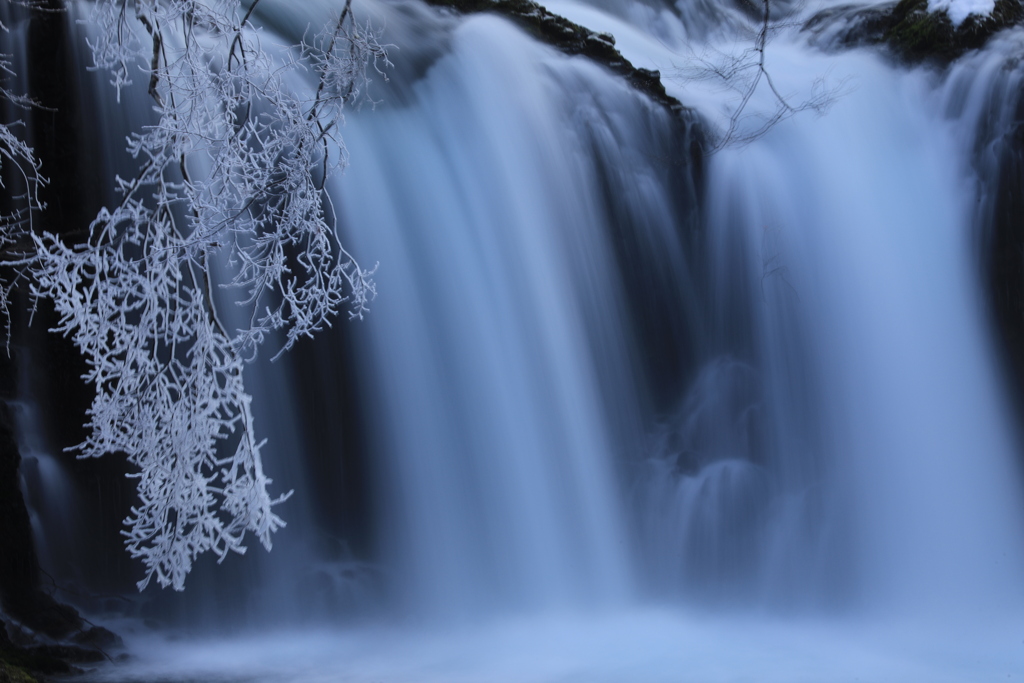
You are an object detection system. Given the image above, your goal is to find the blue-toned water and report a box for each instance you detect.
[17,0,1024,680]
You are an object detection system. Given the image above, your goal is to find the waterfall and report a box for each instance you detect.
[12,0,1024,679]
[330,16,638,615]
[700,36,1024,616]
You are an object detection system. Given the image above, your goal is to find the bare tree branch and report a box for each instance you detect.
[3,0,391,591]
[674,0,846,149]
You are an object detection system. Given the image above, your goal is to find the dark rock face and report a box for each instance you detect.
[885,0,1024,61]
[804,0,1024,63]
[0,403,41,630]
[421,0,687,113]
[0,588,122,679]
[0,621,117,679]
[0,659,38,683]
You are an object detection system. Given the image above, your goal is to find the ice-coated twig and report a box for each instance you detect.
[20,0,390,591]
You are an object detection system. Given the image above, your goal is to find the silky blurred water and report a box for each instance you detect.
[29,0,1024,679]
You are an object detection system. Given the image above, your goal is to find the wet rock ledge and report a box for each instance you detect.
[422,0,686,113]
[805,0,1024,63]
[0,614,120,682]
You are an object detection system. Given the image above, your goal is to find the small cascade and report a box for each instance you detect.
[328,14,674,615]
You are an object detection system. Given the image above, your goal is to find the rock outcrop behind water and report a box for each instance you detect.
[804,0,1024,63]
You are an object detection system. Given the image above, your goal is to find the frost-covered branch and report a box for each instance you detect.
[0,6,50,341]
[21,0,389,591]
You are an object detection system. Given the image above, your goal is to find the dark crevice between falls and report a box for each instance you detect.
[280,326,383,614]
[16,0,139,596]
[0,1,127,677]
[290,333,375,564]
[988,114,1024,421]
[591,112,708,416]
[970,58,1024,469]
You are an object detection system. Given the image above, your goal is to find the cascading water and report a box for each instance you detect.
[13,0,1024,679]
[702,31,1024,617]
[329,18,641,615]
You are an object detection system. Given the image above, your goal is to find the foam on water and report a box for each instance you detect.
[81,609,1024,683]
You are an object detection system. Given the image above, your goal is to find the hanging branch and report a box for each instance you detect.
[676,0,842,149]
[0,3,54,343]
[25,0,390,591]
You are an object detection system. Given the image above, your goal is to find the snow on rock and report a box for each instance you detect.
[928,0,996,25]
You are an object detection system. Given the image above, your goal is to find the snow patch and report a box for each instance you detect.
[928,0,996,26]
